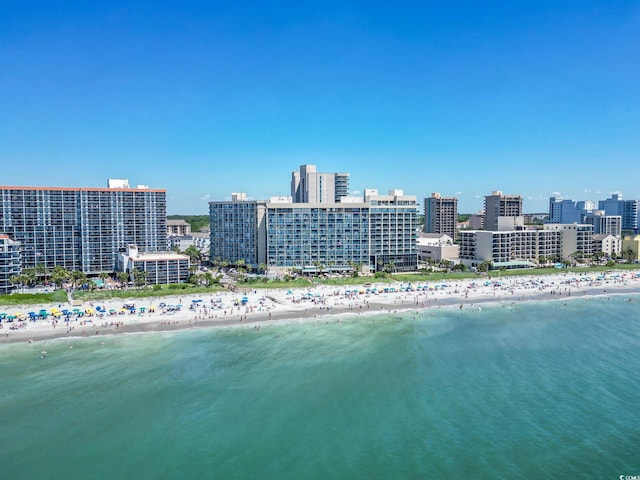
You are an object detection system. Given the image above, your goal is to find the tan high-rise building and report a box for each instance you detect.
[484,191,523,231]
[424,193,458,239]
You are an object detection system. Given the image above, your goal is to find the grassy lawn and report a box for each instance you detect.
[233,278,315,289]
[0,289,68,307]
[72,284,227,301]
[391,272,478,283]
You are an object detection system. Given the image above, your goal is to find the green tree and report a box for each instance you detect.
[202,271,214,286]
[117,271,130,286]
[477,260,492,273]
[51,266,70,288]
[35,263,47,284]
[624,247,635,262]
[184,245,202,266]
[133,268,148,287]
[22,268,37,286]
[10,273,30,293]
[70,270,87,289]
[348,260,359,278]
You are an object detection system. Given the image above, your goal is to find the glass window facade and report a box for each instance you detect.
[0,187,166,274]
[210,198,418,272]
[209,201,262,267]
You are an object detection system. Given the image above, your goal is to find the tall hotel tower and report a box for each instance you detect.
[424,193,458,239]
[0,179,166,274]
[484,191,523,231]
[291,164,350,203]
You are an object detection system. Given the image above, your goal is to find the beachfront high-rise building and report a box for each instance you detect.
[209,197,268,268]
[598,194,639,232]
[0,234,21,293]
[291,164,350,203]
[210,190,418,274]
[0,180,167,275]
[484,191,523,231]
[424,193,458,239]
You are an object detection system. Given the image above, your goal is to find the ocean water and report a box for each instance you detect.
[1,295,639,479]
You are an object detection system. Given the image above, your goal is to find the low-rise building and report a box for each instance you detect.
[118,244,190,285]
[621,234,640,262]
[417,233,459,263]
[459,224,593,269]
[593,234,621,257]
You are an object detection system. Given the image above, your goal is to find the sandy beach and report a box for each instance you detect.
[1,271,639,345]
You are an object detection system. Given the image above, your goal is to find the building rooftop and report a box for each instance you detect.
[167,219,190,226]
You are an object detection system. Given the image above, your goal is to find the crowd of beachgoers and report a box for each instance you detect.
[1,270,639,344]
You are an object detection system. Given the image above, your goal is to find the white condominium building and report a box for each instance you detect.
[291,164,350,203]
[459,224,593,269]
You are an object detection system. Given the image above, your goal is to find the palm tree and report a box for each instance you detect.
[625,247,635,263]
[184,245,202,266]
[10,273,29,293]
[51,266,70,288]
[133,268,148,287]
[23,268,37,287]
[70,270,86,290]
[202,271,214,286]
[117,271,130,287]
[477,260,492,273]
[34,264,47,284]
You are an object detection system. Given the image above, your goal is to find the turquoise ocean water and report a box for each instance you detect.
[1,295,639,479]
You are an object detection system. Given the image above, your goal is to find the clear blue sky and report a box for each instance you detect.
[2,1,639,214]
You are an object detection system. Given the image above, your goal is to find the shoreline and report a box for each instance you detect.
[2,272,639,345]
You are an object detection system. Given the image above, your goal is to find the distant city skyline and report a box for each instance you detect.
[2,1,639,214]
